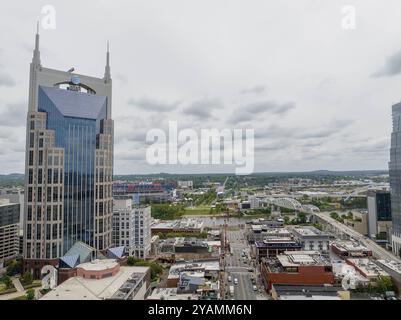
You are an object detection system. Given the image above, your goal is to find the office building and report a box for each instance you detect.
[23,28,114,277]
[113,199,151,259]
[390,102,401,256]
[367,191,392,238]
[0,199,20,264]
[290,226,330,252]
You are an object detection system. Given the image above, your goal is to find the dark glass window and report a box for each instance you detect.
[30,132,35,147]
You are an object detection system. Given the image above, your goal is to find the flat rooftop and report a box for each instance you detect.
[147,288,199,300]
[41,264,149,300]
[347,258,389,278]
[291,226,329,238]
[276,251,332,267]
[331,240,370,253]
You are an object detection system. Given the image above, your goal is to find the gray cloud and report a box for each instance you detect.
[240,85,266,95]
[228,100,295,124]
[127,97,181,112]
[298,119,353,139]
[0,101,27,126]
[373,49,401,77]
[182,98,223,120]
[0,70,16,87]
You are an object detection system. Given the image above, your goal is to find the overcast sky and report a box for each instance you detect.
[1,0,401,174]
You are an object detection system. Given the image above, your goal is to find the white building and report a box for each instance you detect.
[113,198,151,259]
[290,226,330,252]
[178,181,193,189]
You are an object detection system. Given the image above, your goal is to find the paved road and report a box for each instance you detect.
[315,211,401,262]
[224,228,257,300]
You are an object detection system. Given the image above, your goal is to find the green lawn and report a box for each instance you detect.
[184,205,213,215]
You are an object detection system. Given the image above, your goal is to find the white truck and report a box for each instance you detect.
[229,285,235,297]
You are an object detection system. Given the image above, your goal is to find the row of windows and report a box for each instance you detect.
[27,186,63,203]
[25,241,61,259]
[26,223,62,240]
[27,204,62,221]
[28,150,63,167]
[27,168,63,185]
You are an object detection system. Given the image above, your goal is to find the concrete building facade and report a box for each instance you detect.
[113,198,151,259]
[0,199,20,264]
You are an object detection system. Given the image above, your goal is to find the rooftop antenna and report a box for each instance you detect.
[104,40,111,82]
[32,21,41,66]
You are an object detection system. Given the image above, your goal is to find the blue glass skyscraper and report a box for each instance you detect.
[23,29,114,277]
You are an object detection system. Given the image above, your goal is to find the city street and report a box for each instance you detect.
[224,228,258,300]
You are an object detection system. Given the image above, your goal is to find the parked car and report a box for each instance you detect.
[234,278,238,285]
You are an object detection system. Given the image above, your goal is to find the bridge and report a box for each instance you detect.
[259,196,320,214]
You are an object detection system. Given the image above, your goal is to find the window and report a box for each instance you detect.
[27,206,32,221]
[48,169,52,184]
[27,224,32,239]
[37,205,41,220]
[28,169,33,184]
[30,120,35,130]
[53,187,58,202]
[46,224,51,240]
[39,138,43,148]
[30,132,34,147]
[46,206,51,221]
[29,151,34,166]
[38,169,42,184]
[52,224,57,239]
[36,224,41,240]
[26,243,31,259]
[37,187,42,201]
[53,205,58,220]
[28,187,33,202]
[46,243,50,258]
[53,169,58,184]
[36,243,41,259]
[38,150,43,166]
[47,187,52,202]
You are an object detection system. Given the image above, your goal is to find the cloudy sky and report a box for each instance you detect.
[1,0,401,174]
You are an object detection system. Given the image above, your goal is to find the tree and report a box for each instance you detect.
[6,259,21,276]
[22,272,33,285]
[2,275,13,289]
[127,256,140,266]
[26,288,35,300]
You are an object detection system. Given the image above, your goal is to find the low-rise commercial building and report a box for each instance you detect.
[260,251,335,290]
[254,238,303,262]
[271,284,349,300]
[41,259,150,300]
[151,218,204,235]
[290,226,330,252]
[247,226,292,244]
[331,240,372,258]
[346,258,389,281]
[167,259,219,288]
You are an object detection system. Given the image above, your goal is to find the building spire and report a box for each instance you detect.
[104,40,111,82]
[32,21,41,66]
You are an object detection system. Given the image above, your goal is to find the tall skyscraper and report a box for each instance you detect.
[23,28,114,277]
[389,102,401,257]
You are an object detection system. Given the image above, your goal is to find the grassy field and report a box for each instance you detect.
[184,205,212,215]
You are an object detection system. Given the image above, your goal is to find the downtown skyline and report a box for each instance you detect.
[1,1,401,174]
